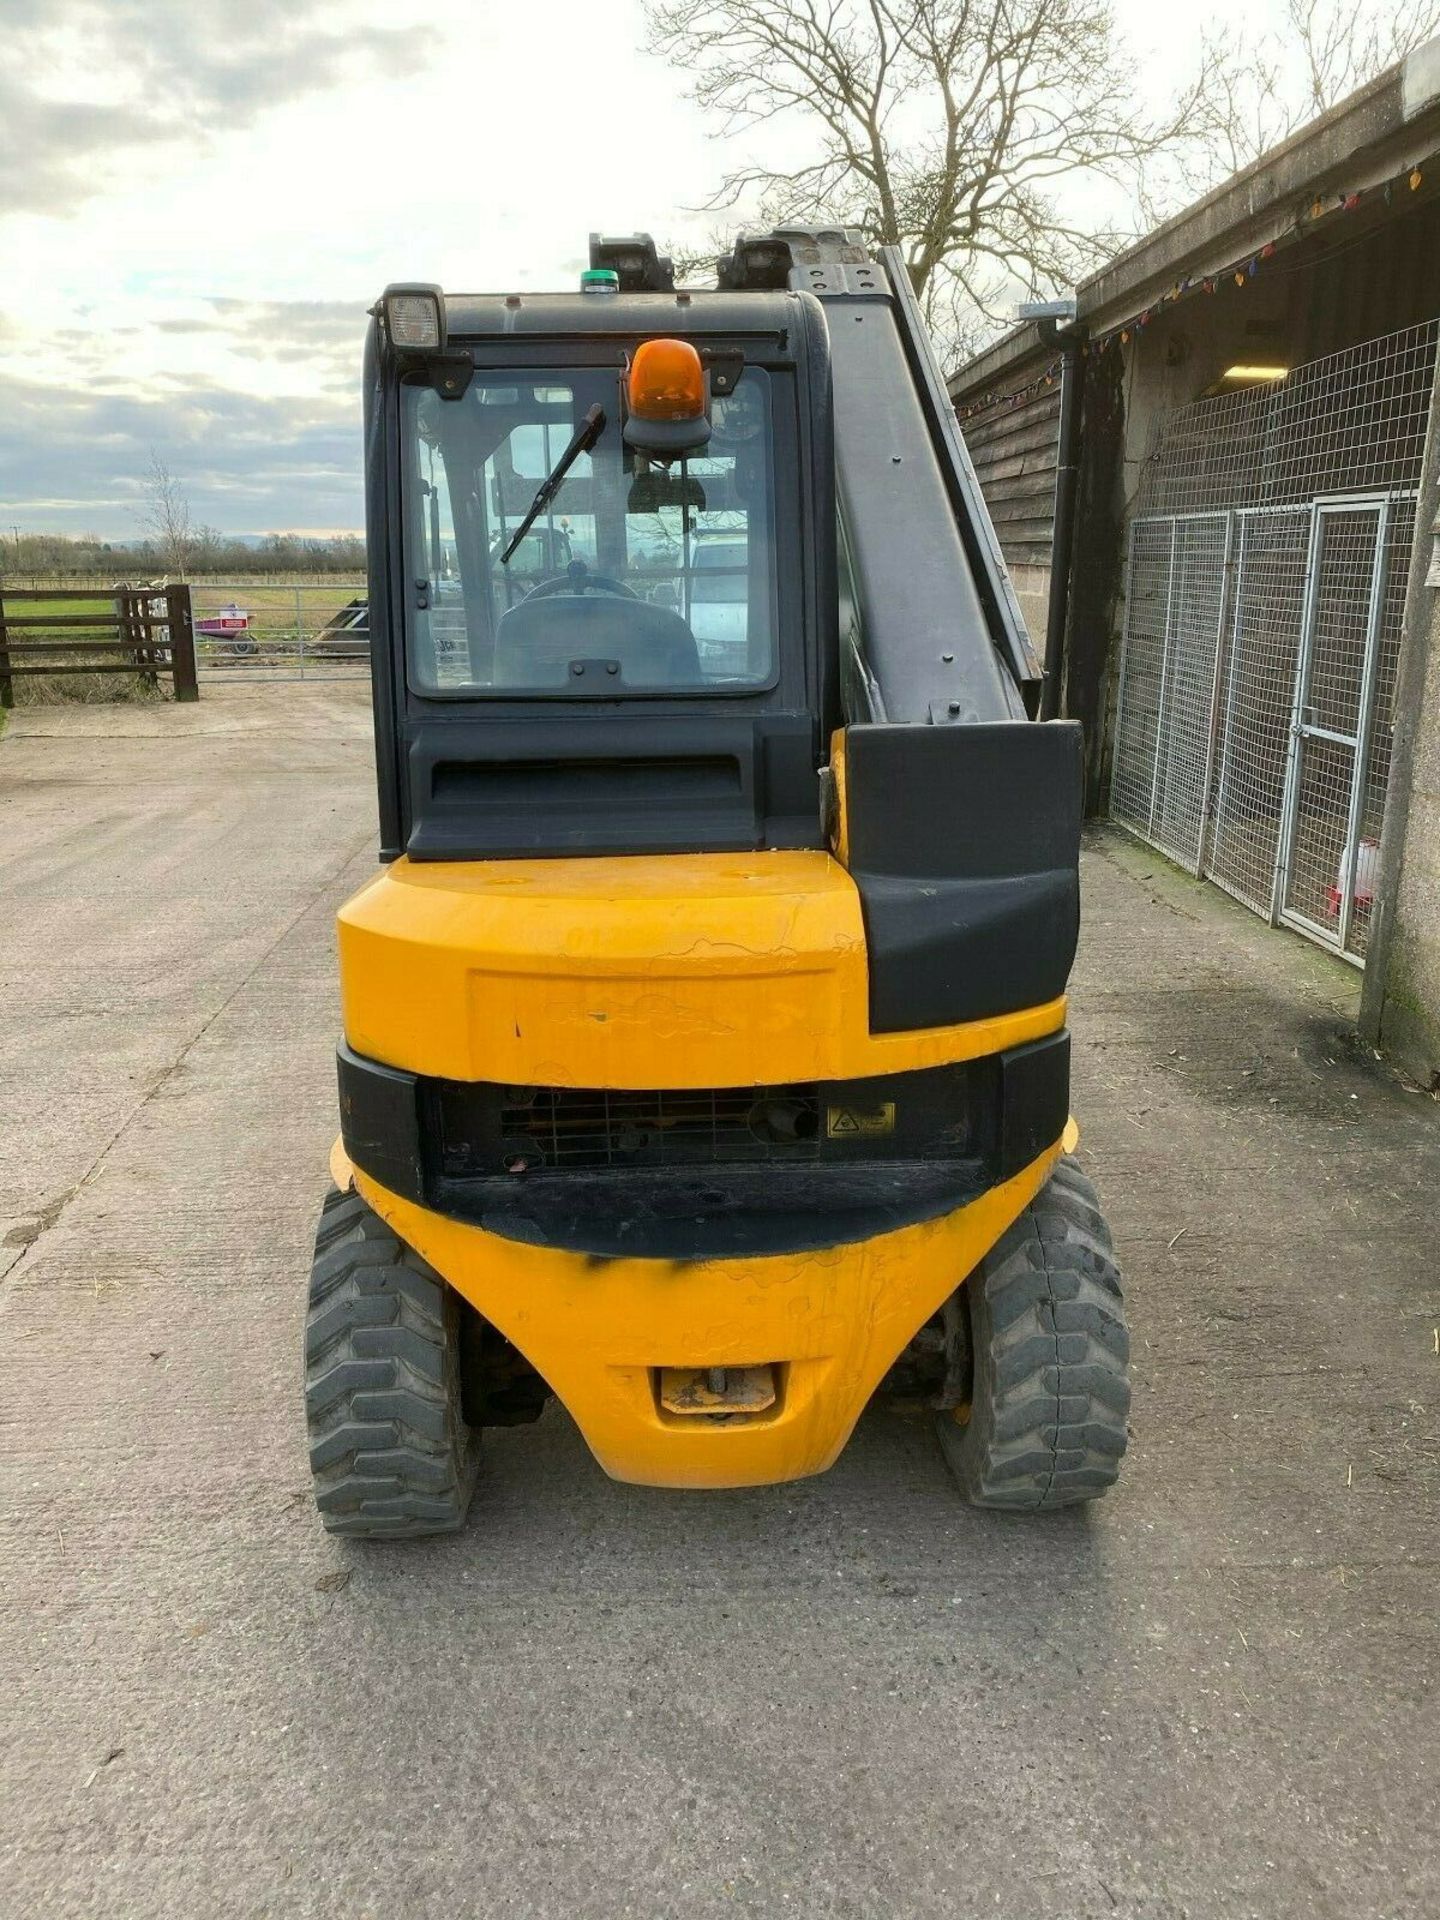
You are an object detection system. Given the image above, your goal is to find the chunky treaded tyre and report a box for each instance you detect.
[936,1159,1129,1510]
[305,1186,478,1539]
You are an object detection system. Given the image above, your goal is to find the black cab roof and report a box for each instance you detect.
[440,289,806,341]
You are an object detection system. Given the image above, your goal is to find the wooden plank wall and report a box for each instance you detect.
[957,384,1062,574]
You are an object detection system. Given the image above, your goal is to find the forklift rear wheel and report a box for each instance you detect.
[936,1160,1130,1510]
[304,1186,478,1538]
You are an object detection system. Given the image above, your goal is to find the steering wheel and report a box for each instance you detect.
[525,561,637,602]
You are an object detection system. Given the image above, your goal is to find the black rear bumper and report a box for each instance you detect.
[337,1029,1070,1260]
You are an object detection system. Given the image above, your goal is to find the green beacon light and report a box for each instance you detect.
[581,268,620,294]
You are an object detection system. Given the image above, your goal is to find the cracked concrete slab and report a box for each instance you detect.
[1,687,1437,1919]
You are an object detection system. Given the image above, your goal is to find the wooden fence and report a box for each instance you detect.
[0,585,199,707]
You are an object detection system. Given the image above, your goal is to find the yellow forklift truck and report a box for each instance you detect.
[307,229,1129,1536]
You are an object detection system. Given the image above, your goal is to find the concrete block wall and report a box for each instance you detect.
[1007,562,1050,644]
[1376,600,1440,1085]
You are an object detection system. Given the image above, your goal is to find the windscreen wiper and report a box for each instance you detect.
[500,403,606,564]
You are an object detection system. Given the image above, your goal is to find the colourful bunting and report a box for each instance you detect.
[953,157,1428,417]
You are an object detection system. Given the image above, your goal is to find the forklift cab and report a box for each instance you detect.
[368,277,836,863]
[307,233,1129,1531]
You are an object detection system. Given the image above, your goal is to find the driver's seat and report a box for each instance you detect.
[494,592,704,690]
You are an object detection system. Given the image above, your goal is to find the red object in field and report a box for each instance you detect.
[195,603,250,639]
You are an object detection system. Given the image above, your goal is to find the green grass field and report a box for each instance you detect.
[4,592,119,623]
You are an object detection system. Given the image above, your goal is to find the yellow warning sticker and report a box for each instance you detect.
[826,1102,896,1138]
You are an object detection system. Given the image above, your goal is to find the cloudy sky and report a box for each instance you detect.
[0,0,1282,537]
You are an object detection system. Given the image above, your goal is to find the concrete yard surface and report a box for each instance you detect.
[1,683,1437,1919]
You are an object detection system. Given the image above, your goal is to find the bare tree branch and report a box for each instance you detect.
[648,0,1435,364]
[138,452,196,581]
[646,0,1218,362]
[1185,0,1440,188]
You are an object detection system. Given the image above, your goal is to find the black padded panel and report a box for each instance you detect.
[403,712,820,860]
[336,1043,424,1200]
[494,593,703,689]
[845,720,1082,1032]
[996,1030,1071,1177]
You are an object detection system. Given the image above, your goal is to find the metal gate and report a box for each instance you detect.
[190,580,370,683]
[1205,507,1312,920]
[1110,512,1231,874]
[1110,321,1434,966]
[1277,501,1395,953]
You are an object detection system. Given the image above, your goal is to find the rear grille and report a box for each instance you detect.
[500,1084,821,1171]
[431,1061,979,1184]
